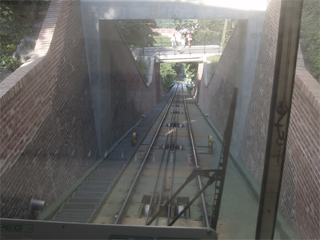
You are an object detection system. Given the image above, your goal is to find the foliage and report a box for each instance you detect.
[160,63,178,89]
[184,62,198,81]
[208,55,221,73]
[1,48,21,71]
[153,35,171,47]
[117,19,159,48]
[155,19,175,28]
[0,1,38,72]
[173,19,236,46]
[300,0,320,82]
[137,58,148,83]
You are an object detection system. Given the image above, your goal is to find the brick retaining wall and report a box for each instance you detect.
[240,1,319,238]
[0,2,166,219]
[278,50,320,239]
[0,0,99,218]
[239,0,280,184]
[195,0,319,238]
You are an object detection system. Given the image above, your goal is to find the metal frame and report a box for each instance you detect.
[255,0,303,239]
[1,218,218,239]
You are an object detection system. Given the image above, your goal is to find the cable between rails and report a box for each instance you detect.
[114,85,178,224]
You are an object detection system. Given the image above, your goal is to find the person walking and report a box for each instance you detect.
[171,34,176,49]
[181,35,186,48]
[187,33,193,48]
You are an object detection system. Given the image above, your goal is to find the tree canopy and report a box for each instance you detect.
[300,0,320,82]
[173,19,236,46]
[0,0,46,72]
[117,19,159,48]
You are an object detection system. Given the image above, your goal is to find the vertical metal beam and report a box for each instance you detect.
[211,88,238,230]
[255,0,303,239]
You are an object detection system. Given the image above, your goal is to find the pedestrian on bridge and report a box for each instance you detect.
[171,34,176,49]
[187,33,193,48]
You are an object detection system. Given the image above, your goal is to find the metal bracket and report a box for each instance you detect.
[146,167,216,226]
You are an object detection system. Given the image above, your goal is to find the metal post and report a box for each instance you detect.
[255,0,303,239]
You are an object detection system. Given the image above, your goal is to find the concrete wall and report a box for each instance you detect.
[99,20,165,151]
[0,0,99,218]
[196,20,248,135]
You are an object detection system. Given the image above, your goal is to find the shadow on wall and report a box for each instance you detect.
[97,20,166,153]
[195,20,247,136]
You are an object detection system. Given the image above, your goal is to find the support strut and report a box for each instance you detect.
[146,167,216,226]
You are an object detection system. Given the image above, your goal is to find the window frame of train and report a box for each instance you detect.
[0,0,304,239]
[0,218,217,239]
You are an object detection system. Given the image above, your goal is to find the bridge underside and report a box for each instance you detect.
[82,0,266,20]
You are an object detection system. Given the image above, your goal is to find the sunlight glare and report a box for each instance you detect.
[200,0,267,11]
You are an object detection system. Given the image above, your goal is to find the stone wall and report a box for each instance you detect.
[0,0,99,218]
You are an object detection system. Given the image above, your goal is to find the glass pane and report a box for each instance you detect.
[1,1,317,240]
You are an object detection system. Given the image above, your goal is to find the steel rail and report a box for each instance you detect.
[154,102,177,226]
[183,93,210,228]
[154,85,183,225]
[114,85,178,224]
[167,87,182,225]
[145,87,179,225]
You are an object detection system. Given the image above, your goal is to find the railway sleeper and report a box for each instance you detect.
[165,122,185,127]
[139,195,190,220]
[159,144,185,150]
[170,111,184,114]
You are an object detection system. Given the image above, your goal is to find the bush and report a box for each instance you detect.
[0,2,34,72]
[300,0,320,82]
[208,55,221,73]
[160,63,177,89]
[137,59,148,83]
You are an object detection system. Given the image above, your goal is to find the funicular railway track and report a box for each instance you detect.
[92,83,217,228]
[52,83,236,232]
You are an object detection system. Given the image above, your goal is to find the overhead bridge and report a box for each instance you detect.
[132,45,222,63]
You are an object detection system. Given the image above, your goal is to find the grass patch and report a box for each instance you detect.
[207,55,221,73]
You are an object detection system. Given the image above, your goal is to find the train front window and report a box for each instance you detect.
[1,0,318,240]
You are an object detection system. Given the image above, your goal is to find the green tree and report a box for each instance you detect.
[173,19,236,46]
[0,0,44,72]
[184,62,198,80]
[155,19,175,28]
[160,63,178,89]
[117,19,159,48]
[300,0,320,82]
